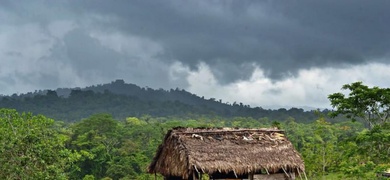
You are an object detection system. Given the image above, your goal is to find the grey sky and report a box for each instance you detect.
[1,0,390,109]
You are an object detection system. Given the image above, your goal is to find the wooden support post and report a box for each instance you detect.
[281,166,290,178]
[249,173,254,180]
[303,171,308,180]
[265,168,270,175]
[297,168,303,180]
[233,170,238,178]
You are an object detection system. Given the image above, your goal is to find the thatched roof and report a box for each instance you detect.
[148,127,305,179]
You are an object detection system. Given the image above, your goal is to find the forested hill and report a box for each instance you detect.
[0,79,332,122]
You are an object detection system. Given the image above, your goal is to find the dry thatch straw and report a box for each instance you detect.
[148,127,305,179]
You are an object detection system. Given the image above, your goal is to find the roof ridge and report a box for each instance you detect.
[173,128,284,135]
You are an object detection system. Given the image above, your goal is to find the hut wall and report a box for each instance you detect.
[253,173,295,180]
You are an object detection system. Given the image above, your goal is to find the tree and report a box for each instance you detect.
[301,117,338,178]
[336,123,390,179]
[69,114,121,179]
[0,109,77,179]
[328,82,390,129]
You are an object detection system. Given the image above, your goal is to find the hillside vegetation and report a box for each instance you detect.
[1,79,326,123]
[0,81,389,179]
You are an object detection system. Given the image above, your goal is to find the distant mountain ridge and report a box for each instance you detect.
[0,79,332,123]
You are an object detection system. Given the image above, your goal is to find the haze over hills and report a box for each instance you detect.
[0,79,333,123]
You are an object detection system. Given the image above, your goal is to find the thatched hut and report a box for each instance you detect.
[148,127,306,180]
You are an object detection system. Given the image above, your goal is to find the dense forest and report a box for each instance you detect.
[0,81,389,179]
[0,79,327,123]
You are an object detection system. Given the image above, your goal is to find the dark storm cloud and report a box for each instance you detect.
[46,28,173,89]
[61,29,122,78]
[64,0,390,81]
[2,0,390,90]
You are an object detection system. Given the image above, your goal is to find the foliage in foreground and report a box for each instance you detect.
[0,109,78,179]
[0,108,389,179]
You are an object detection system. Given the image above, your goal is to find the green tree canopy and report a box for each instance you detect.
[0,109,77,179]
[328,82,390,129]
[69,114,121,179]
